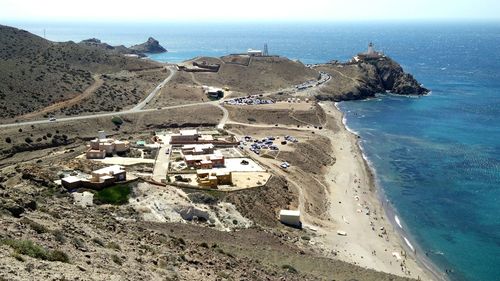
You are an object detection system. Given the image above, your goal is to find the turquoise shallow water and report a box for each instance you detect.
[7,21,500,281]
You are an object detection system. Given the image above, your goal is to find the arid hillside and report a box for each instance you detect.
[0,25,162,118]
[192,55,319,94]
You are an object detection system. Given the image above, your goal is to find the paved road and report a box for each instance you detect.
[152,133,172,182]
[132,65,177,111]
[0,101,218,129]
[0,65,331,130]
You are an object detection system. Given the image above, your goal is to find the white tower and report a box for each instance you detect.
[263,43,269,56]
[367,42,375,55]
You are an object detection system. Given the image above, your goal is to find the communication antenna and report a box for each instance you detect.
[43,28,46,39]
[263,43,269,56]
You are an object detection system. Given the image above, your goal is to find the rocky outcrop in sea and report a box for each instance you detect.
[79,37,167,57]
[129,37,167,54]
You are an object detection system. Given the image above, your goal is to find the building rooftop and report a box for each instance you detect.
[93,165,125,175]
[180,129,198,136]
[280,210,301,217]
[182,144,214,150]
[62,176,82,183]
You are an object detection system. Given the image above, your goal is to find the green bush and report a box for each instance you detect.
[1,239,69,263]
[21,218,49,234]
[281,264,298,274]
[95,184,131,205]
[111,116,123,126]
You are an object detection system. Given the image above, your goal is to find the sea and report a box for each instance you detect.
[7,21,500,281]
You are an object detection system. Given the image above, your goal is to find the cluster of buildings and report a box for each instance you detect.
[170,129,236,188]
[354,42,385,62]
[86,131,130,159]
[61,165,126,190]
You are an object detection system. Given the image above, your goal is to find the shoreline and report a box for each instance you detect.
[328,101,448,281]
[299,101,439,280]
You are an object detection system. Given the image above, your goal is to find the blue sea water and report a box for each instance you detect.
[6,21,500,281]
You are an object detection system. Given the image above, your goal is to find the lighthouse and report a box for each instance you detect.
[354,42,385,62]
[367,42,376,55]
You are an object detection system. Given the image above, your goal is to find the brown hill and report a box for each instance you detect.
[0,25,161,118]
[191,55,319,94]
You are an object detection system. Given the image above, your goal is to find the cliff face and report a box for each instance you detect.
[129,37,167,54]
[316,57,429,101]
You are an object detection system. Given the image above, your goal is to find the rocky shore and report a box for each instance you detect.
[315,57,429,101]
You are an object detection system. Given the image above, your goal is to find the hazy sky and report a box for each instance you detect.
[1,0,499,22]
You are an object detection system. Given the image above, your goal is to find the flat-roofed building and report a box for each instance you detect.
[181,144,214,155]
[197,169,232,188]
[247,49,263,56]
[91,165,126,182]
[61,176,83,189]
[184,152,225,168]
[61,165,127,190]
[86,131,130,159]
[86,149,106,159]
[171,129,199,143]
[279,210,301,228]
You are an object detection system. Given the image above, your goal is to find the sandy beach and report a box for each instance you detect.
[307,102,440,281]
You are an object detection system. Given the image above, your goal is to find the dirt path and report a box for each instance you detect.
[18,74,104,120]
[329,68,361,86]
[189,72,202,86]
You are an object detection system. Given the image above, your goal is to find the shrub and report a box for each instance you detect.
[49,250,70,263]
[107,242,121,251]
[5,137,11,144]
[53,230,66,244]
[21,218,49,234]
[1,239,69,263]
[92,237,105,247]
[111,116,123,126]
[111,254,122,265]
[281,264,298,274]
[301,235,311,241]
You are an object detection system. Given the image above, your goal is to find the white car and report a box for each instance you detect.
[48,117,56,122]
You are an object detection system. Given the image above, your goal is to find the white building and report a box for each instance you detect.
[247,49,263,56]
[279,210,301,228]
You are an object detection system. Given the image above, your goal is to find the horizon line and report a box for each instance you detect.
[3,18,500,25]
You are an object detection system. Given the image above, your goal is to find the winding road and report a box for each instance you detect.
[0,65,331,130]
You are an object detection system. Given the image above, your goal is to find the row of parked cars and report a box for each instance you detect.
[225,95,275,106]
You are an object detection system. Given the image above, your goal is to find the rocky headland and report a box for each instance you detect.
[79,37,167,57]
[316,56,429,101]
[129,37,167,54]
